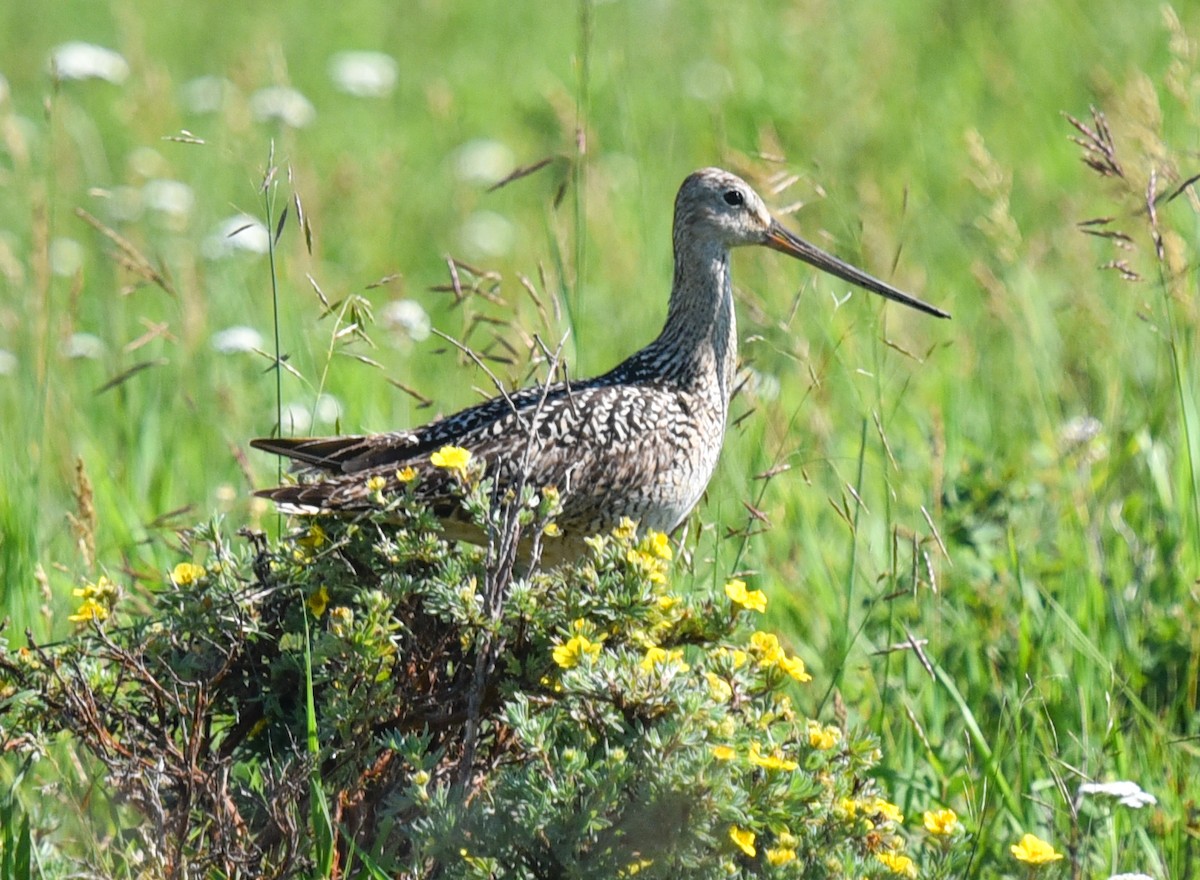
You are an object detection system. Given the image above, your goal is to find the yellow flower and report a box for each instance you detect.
[1010,833,1063,865]
[329,605,354,636]
[777,653,812,682]
[923,808,961,837]
[430,445,472,474]
[724,579,767,613]
[542,522,561,537]
[748,742,798,772]
[626,548,669,585]
[68,597,109,623]
[307,585,330,618]
[706,671,733,701]
[299,524,327,549]
[69,575,118,622]
[865,797,904,824]
[749,631,785,664]
[642,530,673,560]
[834,797,858,820]
[807,720,841,750]
[640,646,687,672]
[553,634,601,669]
[171,562,206,586]
[712,745,736,762]
[657,594,679,611]
[366,474,387,493]
[612,517,638,542]
[876,852,917,878]
[728,826,756,857]
[623,858,654,876]
[765,847,796,867]
[395,466,417,482]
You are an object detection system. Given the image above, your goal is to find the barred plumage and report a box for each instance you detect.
[252,168,948,559]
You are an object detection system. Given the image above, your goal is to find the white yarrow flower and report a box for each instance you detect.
[211,326,264,354]
[328,51,397,98]
[250,86,316,128]
[181,76,236,113]
[49,238,85,276]
[143,179,195,219]
[381,299,431,342]
[63,333,106,360]
[459,211,515,257]
[203,216,270,259]
[452,139,514,185]
[1079,780,1156,809]
[50,42,130,83]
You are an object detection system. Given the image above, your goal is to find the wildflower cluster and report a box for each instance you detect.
[0,490,966,879]
[67,575,119,623]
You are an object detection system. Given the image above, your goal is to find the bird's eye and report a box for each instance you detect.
[723,189,745,207]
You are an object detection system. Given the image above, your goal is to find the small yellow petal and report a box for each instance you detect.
[307,585,331,618]
[876,852,917,878]
[765,847,796,867]
[724,579,767,612]
[728,825,756,857]
[171,562,206,586]
[712,744,736,761]
[553,635,601,669]
[923,808,961,837]
[1010,833,1063,865]
[430,445,472,472]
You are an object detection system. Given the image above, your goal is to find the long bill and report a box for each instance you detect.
[764,220,950,319]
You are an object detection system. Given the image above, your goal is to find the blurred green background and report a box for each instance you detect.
[2,0,1198,875]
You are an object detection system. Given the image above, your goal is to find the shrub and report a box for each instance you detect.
[0,471,957,879]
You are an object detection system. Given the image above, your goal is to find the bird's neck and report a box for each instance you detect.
[643,238,737,401]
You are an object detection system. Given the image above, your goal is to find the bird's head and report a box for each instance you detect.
[674,167,950,319]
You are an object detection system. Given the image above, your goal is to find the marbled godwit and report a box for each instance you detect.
[252,168,947,559]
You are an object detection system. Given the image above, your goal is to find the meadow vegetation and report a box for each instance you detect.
[0,0,1198,877]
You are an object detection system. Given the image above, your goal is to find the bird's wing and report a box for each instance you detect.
[250,381,567,474]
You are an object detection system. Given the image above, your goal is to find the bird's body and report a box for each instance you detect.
[253,168,948,559]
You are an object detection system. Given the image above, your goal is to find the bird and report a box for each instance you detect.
[251,167,948,562]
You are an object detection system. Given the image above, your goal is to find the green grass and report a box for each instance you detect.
[1,0,1198,876]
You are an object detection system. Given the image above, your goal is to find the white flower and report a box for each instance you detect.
[63,333,106,360]
[459,211,515,257]
[250,86,316,128]
[103,186,144,222]
[49,238,84,277]
[143,180,195,220]
[738,366,780,402]
[1079,780,1156,809]
[1107,874,1155,880]
[381,299,431,342]
[683,58,732,102]
[313,394,342,425]
[1061,415,1102,446]
[211,326,263,354]
[203,216,269,259]
[452,139,514,185]
[181,76,236,113]
[50,42,130,83]
[328,51,397,98]
[280,401,312,433]
[0,349,16,376]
